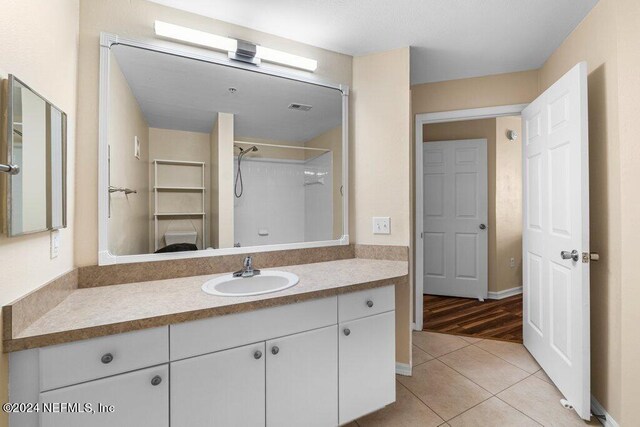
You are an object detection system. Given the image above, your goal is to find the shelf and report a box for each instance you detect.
[154,212,205,217]
[154,186,205,191]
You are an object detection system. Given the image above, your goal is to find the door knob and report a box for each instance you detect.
[479,224,487,230]
[561,250,579,262]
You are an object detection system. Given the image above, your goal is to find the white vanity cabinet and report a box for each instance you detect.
[40,365,169,427]
[266,325,338,427]
[171,342,266,427]
[339,311,396,423]
[337,285,396,423]
[9,285,396,427]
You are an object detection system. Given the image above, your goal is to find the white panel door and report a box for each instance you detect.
[170,342,266,427]
[423,139,488,299]
[40,365,168,427]
[266,325,338,427]
[339,311,396,424]
[522,62,590,420]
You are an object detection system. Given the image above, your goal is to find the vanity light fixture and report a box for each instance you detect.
[256,45,318,72]
[154,21,238,53]
[154,21,317,72]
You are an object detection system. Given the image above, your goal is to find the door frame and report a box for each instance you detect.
[414,104,528,331]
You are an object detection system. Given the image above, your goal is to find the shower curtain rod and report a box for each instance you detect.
[234,141,331,152]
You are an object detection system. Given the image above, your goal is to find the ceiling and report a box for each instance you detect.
[148,0,598,84]
[112,45,342,142]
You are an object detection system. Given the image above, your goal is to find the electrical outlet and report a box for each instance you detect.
[50,230,60,259]
[373,217,391,235]
[510,257,516,268]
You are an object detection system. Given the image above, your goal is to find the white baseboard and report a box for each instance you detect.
[487,286,522,300]
[396,363,412,376]
[591,395,619,427]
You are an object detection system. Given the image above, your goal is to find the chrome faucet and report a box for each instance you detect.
[233,256,260,278]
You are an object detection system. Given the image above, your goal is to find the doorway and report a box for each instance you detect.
[419,113,524,343]
[414,62,592,421]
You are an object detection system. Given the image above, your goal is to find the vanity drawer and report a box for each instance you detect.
[338,285,395,322]
[170,296,337,360]
[39,326,169,391]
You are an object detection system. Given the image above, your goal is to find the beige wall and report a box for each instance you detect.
[612,0,640,423]
[494,116,523,293]
[75,0,353,266]
[108,56,149,255]
[306,126,343,239]
[352,48,411,246]
[149,128,210,250]
[0,1,79,425]
[412,70,539,114]
[352,48,412,365]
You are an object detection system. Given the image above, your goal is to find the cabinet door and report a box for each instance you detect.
[339,311,396,424]
[266,325,338,427]
[171,342,265,427]
[40,365,168,427]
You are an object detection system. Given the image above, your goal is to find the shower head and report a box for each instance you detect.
[237,145,258,158]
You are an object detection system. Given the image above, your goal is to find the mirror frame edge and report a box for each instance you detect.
[98,32,349,266]
[3,74,68,237]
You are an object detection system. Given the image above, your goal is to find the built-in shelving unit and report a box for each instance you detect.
[153,160,206,251]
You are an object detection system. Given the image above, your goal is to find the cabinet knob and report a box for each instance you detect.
[151,375,162,386]
[343,328,351,336]
[366,300,374,308]
[254,350,263,359]
[271,346,279,355]
[101,353,113,364]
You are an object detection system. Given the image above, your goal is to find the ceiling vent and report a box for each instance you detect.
[288,103,312,112]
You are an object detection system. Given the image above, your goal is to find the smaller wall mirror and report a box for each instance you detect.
[2,75,67,236]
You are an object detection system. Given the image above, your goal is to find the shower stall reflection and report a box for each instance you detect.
[233,142,333,247]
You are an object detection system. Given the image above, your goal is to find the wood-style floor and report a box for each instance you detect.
[423,294,523,343]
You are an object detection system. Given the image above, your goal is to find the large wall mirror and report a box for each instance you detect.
[100,36,348,264]
[2,75,67,236]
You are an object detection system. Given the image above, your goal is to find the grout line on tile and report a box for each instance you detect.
[494,377,545,427]
[469,340,540,375]
[441,395,494,422]
[418,342,472,359]
[435,353,496,396]
[412,359,430,368]
[395,378,446,423]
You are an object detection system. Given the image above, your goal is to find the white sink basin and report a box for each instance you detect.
[202,271,299,297]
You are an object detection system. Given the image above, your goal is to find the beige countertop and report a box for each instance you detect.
[5,258,408,352]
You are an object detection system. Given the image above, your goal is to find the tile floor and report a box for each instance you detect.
[349,331,600,427]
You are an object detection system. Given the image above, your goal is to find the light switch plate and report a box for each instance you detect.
[373,217,391,234]
[50,230,60,259]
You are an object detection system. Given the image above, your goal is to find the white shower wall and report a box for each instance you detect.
[233,152,333,247]
[304,153,333,241]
